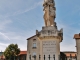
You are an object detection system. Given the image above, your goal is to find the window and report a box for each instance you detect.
[33,52,36,56]
[32,52,36,58]
[33,39,36,41]
[32,43,36,48]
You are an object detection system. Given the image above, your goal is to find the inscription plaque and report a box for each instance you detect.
[42,41,56,54]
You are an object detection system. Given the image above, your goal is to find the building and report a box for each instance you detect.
[63,51,77,60]
[27,35,40,60]
[0,52,5,60]
[19,51,27,60]
[74,33,80,60]
[26,0,80,60]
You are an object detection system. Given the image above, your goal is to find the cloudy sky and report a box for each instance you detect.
[0,0,80,52]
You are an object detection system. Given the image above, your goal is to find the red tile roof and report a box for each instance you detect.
[65,53,76,57]
[74,34,80,39]
[63,51,77,57]
[19,51,27,55]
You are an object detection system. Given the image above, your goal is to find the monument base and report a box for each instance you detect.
[36,26,63,60]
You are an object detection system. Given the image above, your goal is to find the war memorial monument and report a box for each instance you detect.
[27,0,63,60]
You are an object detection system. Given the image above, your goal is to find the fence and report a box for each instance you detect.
[29,54,77,60]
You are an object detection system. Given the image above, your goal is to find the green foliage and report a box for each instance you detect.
[4,44,20,60]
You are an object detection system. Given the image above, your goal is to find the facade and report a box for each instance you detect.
[74,33,80,60]
[27,34,63,60]
[27,35,40,60]
[63,51,77,60]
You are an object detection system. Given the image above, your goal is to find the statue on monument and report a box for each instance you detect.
[43,0,56,26]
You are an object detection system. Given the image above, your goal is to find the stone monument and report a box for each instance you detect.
[27,0,63,60]
[43,0,56,26]
[36,0,63,60]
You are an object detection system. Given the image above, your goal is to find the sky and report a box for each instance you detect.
[0,0,80,52]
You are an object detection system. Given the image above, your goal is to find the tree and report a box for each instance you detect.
[4,44,20,60]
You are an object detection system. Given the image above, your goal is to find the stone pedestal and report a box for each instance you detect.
[36,26,63,60]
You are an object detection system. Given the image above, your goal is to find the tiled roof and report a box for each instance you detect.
[74,34,80,39]
[65,53,76,56]
[63,51,77,57]
[19,51,27,55]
